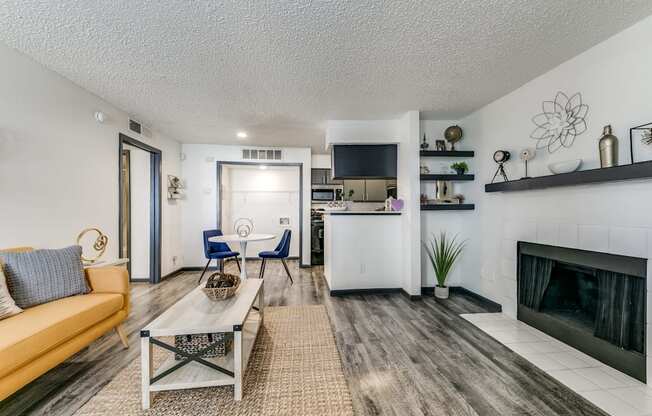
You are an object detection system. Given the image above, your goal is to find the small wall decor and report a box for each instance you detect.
[279,217,290,226]
[167,175,183,200]
[435,140,446,151]
[234,218,254,237]
[598,125,618,168]
[531,91,588,153]
[444,125,463,150]
[629,122,652,163]
[76,227,109,265]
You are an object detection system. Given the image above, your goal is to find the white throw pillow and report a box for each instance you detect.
[0,266,22,320]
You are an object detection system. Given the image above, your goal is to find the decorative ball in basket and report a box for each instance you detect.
[202,272,241,301]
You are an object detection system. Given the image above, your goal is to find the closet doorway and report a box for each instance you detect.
[119,134,162,283]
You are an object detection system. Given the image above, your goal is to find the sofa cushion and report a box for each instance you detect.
[0,246,89,308]
[0,267,22,320]
[0,293,123,378]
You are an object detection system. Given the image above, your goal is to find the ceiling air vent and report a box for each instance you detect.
[242,149,282,161]
[129,119,142,134]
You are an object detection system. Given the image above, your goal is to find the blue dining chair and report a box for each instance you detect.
[258,230,293,284]
[198,229,241,284]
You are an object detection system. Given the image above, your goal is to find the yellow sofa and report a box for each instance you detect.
[0,247,130,400]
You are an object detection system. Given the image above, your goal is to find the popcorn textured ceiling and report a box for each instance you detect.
[1,1,651,152]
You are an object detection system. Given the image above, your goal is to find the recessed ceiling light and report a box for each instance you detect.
[237,131,248,139]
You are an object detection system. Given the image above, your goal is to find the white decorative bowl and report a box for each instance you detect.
[548,159,582,174]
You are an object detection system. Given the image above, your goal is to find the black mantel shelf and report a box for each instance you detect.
[485,160,652,193]
[420,150,474,157]
[421,173,475,181]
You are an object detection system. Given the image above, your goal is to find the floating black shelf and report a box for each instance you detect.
[421,174,475,181]
[485,160,652,193]
[421,204,475,211]
[420,150,475,157]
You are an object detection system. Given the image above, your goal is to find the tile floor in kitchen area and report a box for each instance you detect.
[462,313,652,416]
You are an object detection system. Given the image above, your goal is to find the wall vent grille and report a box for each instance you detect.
[129,119,142,134]
[242,149,282,160]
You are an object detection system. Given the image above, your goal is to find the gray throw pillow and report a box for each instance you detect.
[0,246,89,308]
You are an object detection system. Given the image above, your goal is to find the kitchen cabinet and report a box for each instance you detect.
[311,169,342,185]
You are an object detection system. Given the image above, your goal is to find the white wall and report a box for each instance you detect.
[0,42,183,276]
[460,15,652,317]
[311,154,331,169]
[180,144,311,266]
[222,165,300,257]
[125,145,151,279]
[419,119,481,288]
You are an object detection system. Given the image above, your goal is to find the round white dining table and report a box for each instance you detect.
[208,233,275,280]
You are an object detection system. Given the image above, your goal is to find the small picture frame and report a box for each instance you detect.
[435,140,446,151]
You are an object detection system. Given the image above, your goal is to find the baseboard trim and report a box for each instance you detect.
[421,286,502,312]
[329,288,421,301]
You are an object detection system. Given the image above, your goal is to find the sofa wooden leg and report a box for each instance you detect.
[116,325,129,348]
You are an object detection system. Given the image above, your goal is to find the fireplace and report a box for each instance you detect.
[517,242,647,382]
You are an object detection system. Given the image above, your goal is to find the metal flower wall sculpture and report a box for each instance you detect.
[530,91,588,153]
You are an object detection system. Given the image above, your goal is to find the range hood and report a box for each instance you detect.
[331,144,397,179]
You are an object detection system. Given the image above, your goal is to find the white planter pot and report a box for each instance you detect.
[434,286,449,299]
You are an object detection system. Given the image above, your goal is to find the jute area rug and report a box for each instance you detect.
[76,305,354,415]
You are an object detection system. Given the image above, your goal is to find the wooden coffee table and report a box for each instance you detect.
[140,279,264,409]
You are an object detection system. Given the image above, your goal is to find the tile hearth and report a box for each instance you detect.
[463,313,652,416]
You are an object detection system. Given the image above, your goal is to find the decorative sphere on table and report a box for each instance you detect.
[444,125,463,150]
[234,218,254,237]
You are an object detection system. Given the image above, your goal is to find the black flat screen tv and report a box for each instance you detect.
[331,144,397,179]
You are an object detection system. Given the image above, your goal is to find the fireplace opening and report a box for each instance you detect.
[540,262,598,332]
[517,242,647,382]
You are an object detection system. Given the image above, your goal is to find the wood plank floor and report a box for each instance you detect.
[0,260,606,416]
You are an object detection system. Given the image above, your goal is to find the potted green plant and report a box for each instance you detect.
[451,161,468,175]
[423,232,466,299]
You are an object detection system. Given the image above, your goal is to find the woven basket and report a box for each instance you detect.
[174,332,232,360]
[202,272,240,301]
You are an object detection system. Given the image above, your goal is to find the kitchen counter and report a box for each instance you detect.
[323,210,401,215]
[323,212,402,293]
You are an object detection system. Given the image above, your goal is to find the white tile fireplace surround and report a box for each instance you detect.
[463,313,652,416]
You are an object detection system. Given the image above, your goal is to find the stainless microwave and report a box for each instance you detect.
[312,188,341,202]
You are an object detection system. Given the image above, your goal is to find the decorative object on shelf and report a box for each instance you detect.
[167,175,183,200]
[519,148,535,179]
[202,272,241,301]
[629,122,652,163]
[76,227,108,265]
[390,198,404,212]
[420,165,430,174]
[548,159,582,174]
[234,218,254,237]
[491,150,511,183]
[435,140,446,151]
[598,125,619,168]
[421,133,429,149]
[444,125,463,150]
[435,180,454,202]
[450,161,469,176]
[531,91,588,153]
[384,196,394,211]
[420,193,428,205]
[454,194,465,203]
[423,232,466,299]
